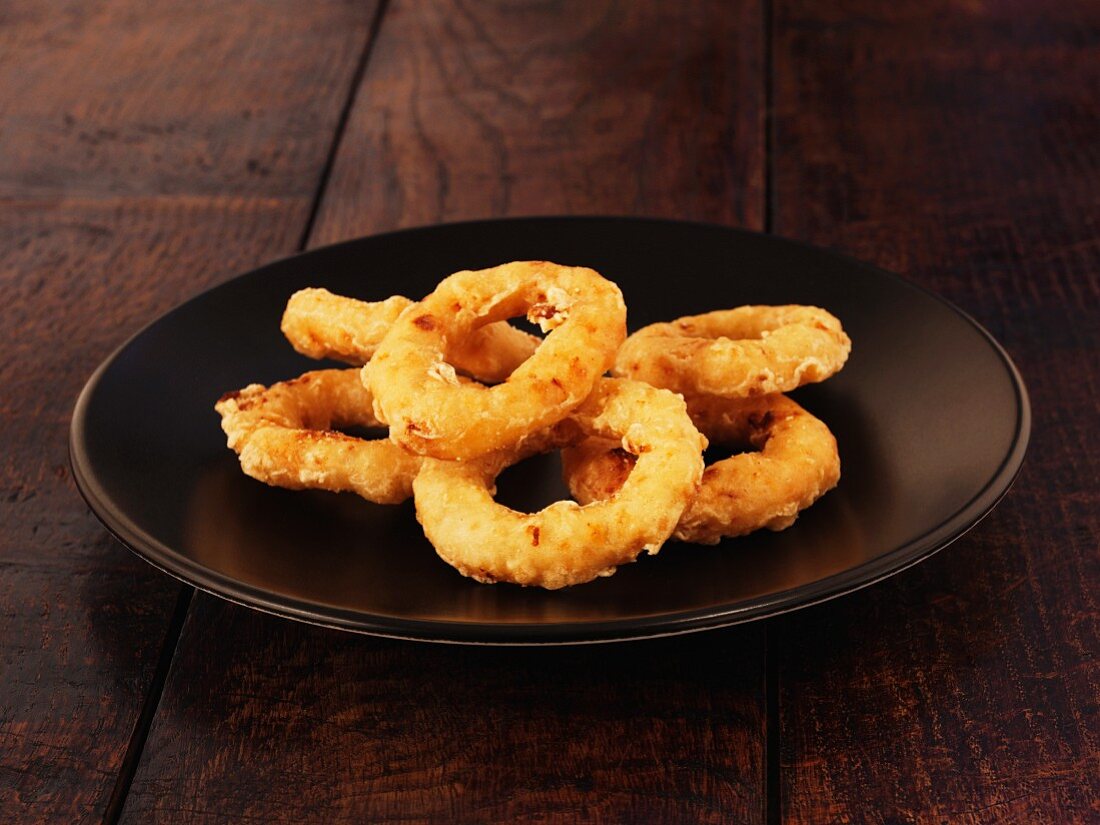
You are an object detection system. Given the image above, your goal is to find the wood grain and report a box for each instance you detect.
[124,600,765,823]
[0,0,378,819]
[771,1,1100,822]
[310,0,764,244]
[121,1,769,822]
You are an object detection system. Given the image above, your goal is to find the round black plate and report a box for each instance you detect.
[70,217,1029,644]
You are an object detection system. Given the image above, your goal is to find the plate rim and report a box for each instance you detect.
[68,215,1032,645]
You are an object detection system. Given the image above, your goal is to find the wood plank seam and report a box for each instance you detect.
[100,3,395,819]
[299,0,393,251]
[103,586,194,825]
[771,1,1100,820]
[764,0,777,238]
[766,620,781,825]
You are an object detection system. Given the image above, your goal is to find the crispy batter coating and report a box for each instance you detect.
[217,263,851,589]
[215,369,420,504]
[413,379,706,589]
[281,288,539,383]
[563,393,840,545]
[366,261,627,461]
[613,306,850,398]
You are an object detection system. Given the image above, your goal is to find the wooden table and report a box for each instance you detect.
[3,1,1097,821]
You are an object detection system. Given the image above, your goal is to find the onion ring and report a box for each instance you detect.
[413,378,706,589]
[281,287,539,383]
[563,393,840,545]
[613,306,851,397]
[215,369,420,504]
[366,261,627,461]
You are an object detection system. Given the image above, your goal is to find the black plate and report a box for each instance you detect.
[70,217,1029,644]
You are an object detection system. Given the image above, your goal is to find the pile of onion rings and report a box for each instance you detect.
[216,261,850,589]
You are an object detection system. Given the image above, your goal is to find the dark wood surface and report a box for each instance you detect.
[1,0,1096,822]
[0,1,379,821]
[309,0,765,244]
[771,2,1100,822]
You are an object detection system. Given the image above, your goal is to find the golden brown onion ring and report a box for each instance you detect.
[613,306,850,397]
[563,393,840,545]
[215,369,420,504]
[413,378,706,589]
[366,261,627,461]
[281,288,539,383]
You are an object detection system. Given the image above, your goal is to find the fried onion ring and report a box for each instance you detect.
[613,306,851,397]
[367,261,627,461]
[413,378,706,589]
[281,287,539,383]
[215,369,420,504]
[563,393,840,545]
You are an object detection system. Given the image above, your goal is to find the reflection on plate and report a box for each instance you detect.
[70,218,1029,643]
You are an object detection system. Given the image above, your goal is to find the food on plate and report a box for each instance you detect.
[413,379,706,589]
[215,260,850,590]
[216,369,421,504]
[281,288,410,363]
[563,393,840,545]
[613,306,850,398]
[282,287,539,383]
[365,260,626,460]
